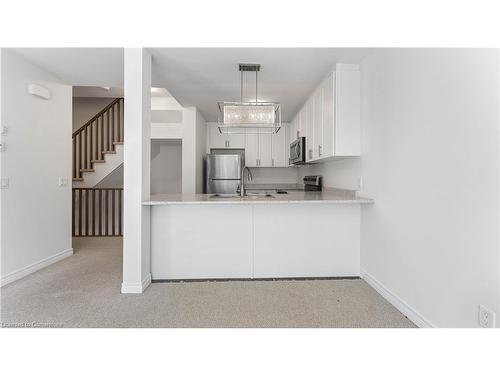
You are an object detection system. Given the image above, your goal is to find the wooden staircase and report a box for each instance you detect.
[72,98,124,182]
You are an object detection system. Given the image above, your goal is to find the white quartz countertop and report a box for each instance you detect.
[143,190,373,205]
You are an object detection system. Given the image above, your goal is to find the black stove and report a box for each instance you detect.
[303,175,322,191]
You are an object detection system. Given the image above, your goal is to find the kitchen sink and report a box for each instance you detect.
[208,194,240,198]
[244,192,275,198]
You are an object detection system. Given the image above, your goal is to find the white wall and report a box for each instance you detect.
[181,107,206,193]
[72,97,115,131]
[0,49,73,285]
[356,49,499,327]
[298,158,361,189]
[195,108,207,193]
[151,139,182,194]
[250,167,300,185]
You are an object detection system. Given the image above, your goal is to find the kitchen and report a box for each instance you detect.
[3,3,499,373]
[134,47,500,330]
[146,60,372,280]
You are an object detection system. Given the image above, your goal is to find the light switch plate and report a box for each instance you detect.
[0,143,6,152]
[1,126,7,135]
[479,305,496,328]
[59,177,68,187]
[1,178,9,189]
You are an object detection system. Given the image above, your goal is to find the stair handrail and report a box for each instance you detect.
[72,97,123,137]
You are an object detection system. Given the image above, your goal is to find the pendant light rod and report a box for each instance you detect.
[239,63,260,103]
[255,70,258,103]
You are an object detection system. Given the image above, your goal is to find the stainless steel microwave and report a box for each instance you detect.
[289,137,306,165]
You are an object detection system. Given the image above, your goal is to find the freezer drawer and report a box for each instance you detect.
[206,179,240,194]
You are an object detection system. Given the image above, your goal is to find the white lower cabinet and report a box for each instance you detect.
[253,204,360,277]
[151,203,361,280]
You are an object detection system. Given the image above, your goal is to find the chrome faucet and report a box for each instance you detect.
[240,166,253,197]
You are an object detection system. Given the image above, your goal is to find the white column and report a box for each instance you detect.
[122,48,152,293]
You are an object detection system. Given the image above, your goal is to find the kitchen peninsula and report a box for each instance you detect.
[144,190,373,280]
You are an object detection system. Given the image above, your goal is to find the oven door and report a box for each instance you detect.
[289,137,305,165]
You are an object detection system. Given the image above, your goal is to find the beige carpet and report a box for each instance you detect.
[1,238,416,328]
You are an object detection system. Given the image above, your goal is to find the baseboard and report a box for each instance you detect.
[361,269,435,328]
[121,273,152,294]
[1,248,74,287]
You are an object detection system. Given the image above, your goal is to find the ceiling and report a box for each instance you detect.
[73,86,124,98]
[11,48,124,87]
[72,86,171,98]
[149,48,372,121]
[9,48,372,122]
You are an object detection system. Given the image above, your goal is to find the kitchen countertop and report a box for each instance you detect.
[143,190,373,205]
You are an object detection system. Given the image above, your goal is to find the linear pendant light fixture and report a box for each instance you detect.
[217,63,281,134]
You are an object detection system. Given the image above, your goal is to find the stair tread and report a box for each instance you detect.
[91,160,105,163]
[80,169,95,172]
[72,178,84,181]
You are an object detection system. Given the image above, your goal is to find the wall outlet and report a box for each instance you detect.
[0,178,9,189]
[479,305,496,328]
[1,126,7,135]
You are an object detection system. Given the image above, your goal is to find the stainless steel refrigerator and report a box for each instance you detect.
[206,154,242,194]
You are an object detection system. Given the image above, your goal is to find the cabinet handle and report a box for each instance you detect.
[296,130,300,139]
[309,149,313,159]
[272,159,274,167]
[318,145,322,157]
[256,158,259,166]
[227,140,230,148]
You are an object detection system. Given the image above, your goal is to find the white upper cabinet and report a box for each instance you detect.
[208,123,228,150]
[321,72,335,158]
[207,123,290,168]
[289,118,297,144]
[305,98,314,162]
[272,126,287,167]
[245,132,259,167]
[207,123,246,150]
[312,87,323,160]
[227,132,246,149]
[290,63,360,162]
[258,132,273,167]
[298,106,306,139]
[334,64,360,156]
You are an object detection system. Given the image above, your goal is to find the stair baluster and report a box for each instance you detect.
[72,98,123,182]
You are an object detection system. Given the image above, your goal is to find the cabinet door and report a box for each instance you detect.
[245,132,259,167]
[335,65,360,156]
[289,118,297,144]
[272,126,287,167]
[313,87,323,159]
[208,124,228,149]
[227,132,246,148]
[258,131,273,167]
[298,107,306,139]
[306,98,314,162]
[321,73,335,158]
